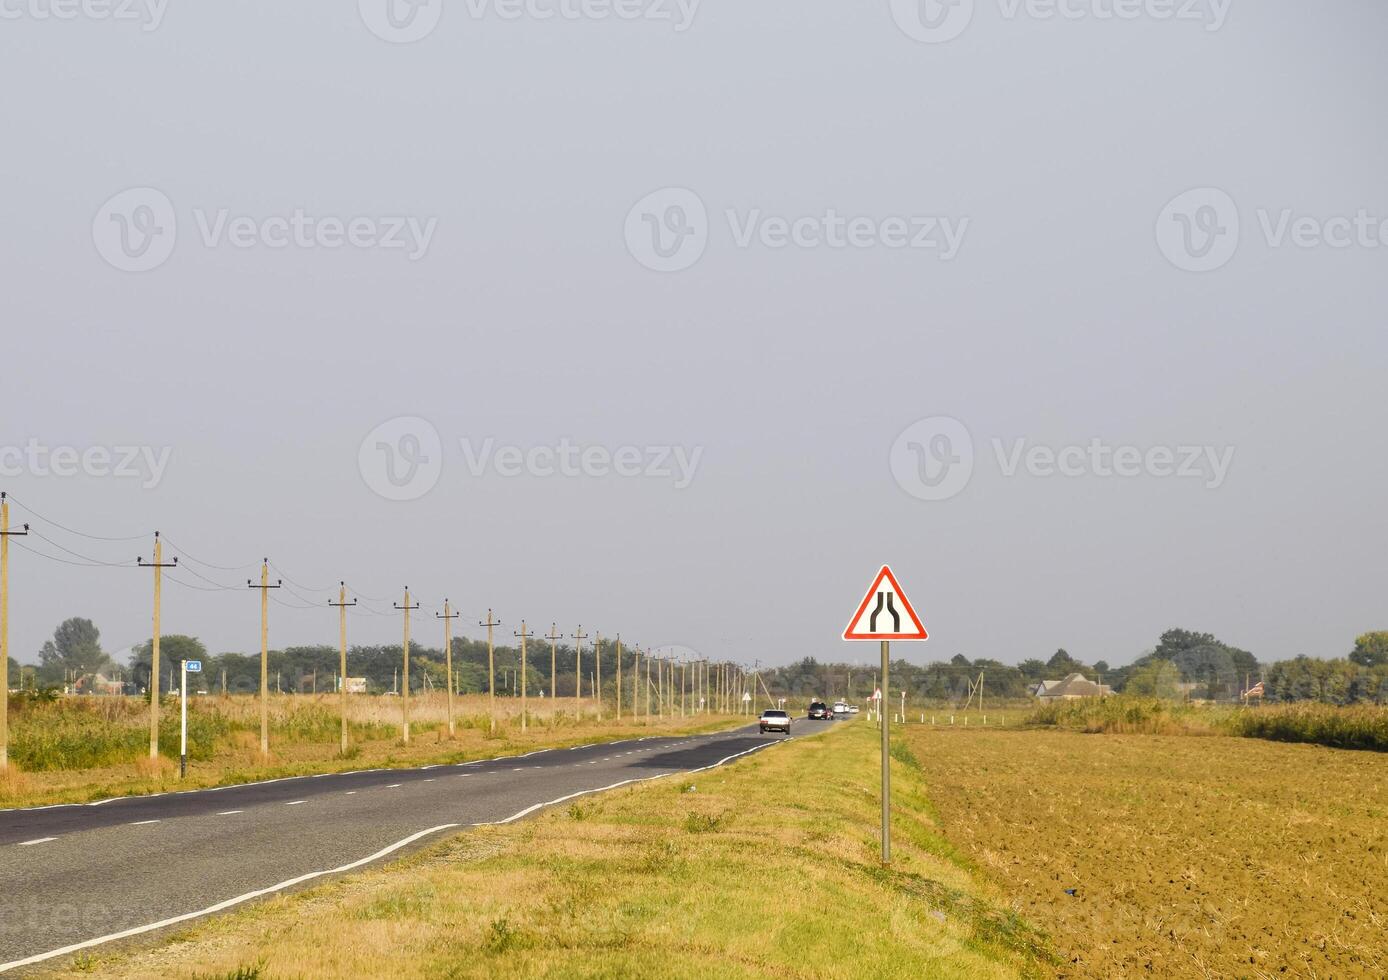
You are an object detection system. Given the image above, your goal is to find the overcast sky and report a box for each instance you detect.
[1,0,1383,670]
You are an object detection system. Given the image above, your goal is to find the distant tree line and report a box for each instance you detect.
[757,629,1388,706]
[9,618,1388,707]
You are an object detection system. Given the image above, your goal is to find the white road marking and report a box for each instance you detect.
[130,820,160,826]
[16,837,55,847]
[0,823,461,973]
[422,779,435,783]
[285,801,306,806]
[385,784,401,789]
[345,791,357,795]
[217,810,243,816]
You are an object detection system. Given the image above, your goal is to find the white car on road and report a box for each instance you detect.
[759,709,791,734]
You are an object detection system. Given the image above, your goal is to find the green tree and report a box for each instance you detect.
[1124,659,1182,699]
[36,617,109,686]
[1349,631,1388,668]
[129,635,208,692]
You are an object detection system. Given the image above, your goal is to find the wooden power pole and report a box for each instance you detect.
[437,600,460,737]
[136,532,178,760]
[570,625,588,717]
[513,621,532,733]
[329,583,356,754]
[479,610,501,732]
[545,624,562,718]
[0,494,28,771]
[247,560,282,757]
[394,588,420,744]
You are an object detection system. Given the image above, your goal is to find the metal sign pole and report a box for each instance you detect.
[880,639,890,865]
[180,660,188,780]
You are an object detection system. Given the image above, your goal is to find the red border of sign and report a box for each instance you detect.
[842,564,929,641]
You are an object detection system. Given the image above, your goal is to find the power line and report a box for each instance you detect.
[269,563,336,594]
[3,494,149,542]
[162,536,260,572]
[9,538,137,569]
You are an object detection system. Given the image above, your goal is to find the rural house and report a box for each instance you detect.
[1034,672,1112,702]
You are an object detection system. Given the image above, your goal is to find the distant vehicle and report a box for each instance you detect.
[833,700,850,716]
[808,701,830,720]
[848,705,861,714]
[759,709,791,734]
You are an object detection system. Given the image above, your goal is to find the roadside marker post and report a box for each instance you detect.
[843,564,929,867]
[180,659,201,779]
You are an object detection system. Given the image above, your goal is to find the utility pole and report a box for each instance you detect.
[135,532,177,761]
[329,582,356,754]
[514,621,532,733]
[593,631,602,719]
[0,493,28,771]
[570,626,588,717]
[479,610,500,732]
[247,560,282,757]
[544,623,562,722]
[394,588,420,744]
[645,650,652,720]
[615,634,622,721]
[437,600,460,737]
[633,646,642,720]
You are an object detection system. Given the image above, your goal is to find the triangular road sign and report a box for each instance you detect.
[843,565,929,641]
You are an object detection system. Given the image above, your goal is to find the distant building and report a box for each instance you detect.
[1034,672,1112,701]
[344,677,368,694]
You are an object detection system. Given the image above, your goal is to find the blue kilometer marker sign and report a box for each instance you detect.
[185,660,203,673]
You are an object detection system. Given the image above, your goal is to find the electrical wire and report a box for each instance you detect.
[163,573,238,593]
[162,536,260,572]
[269,563,338,594]
[9,538,137,568]
[27,530,140,567]
[171,563,244,592]
[3,494,150,542]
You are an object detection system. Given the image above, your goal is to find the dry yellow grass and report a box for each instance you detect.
[43,722,1050,980]
[0,693,749,810]
[906,725,1388,978]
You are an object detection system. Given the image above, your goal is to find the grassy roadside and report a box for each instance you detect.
[0,695,749,810]
[43,721,1052,979]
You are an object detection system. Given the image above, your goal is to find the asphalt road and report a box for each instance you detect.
[0,719,832,971]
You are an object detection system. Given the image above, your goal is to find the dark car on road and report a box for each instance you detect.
[808,701,831,720]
